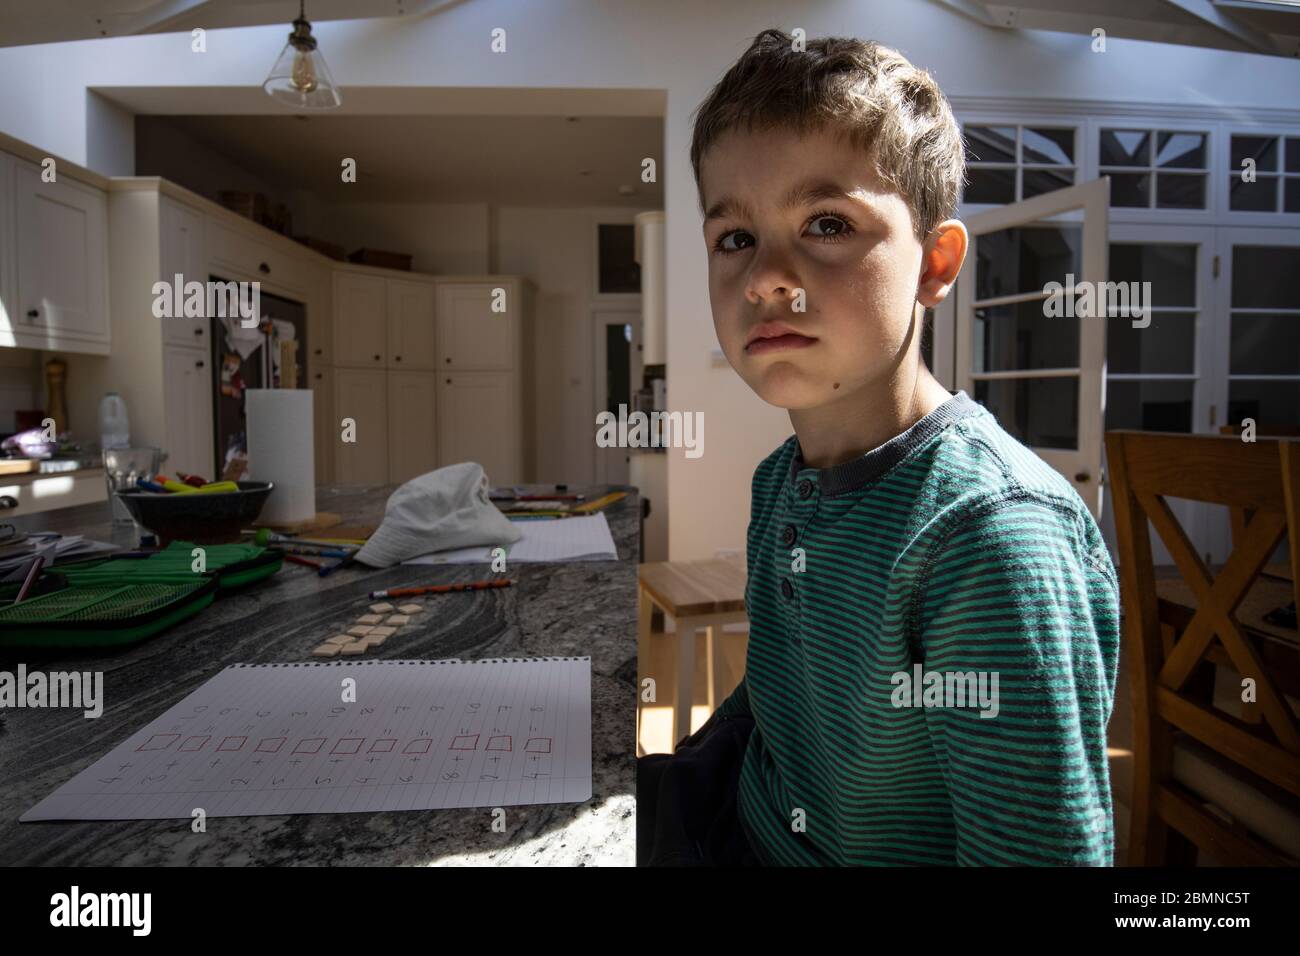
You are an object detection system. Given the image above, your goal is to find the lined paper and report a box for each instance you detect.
[21,658,591,821]
[404,513,618,565]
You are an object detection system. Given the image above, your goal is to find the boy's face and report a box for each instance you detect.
[700,125,961,410]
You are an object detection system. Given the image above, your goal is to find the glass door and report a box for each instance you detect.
[954,177,1110,517]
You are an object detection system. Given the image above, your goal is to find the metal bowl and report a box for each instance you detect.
[114,481,275,545]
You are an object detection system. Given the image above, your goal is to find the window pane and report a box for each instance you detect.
[1100,129,1150,167]
[964,168,1015,204]
[974,301,1079,373]
[1287,178,1300,214]
[1109,173,1150,207]
[1109,243,1196,307]
[1230,176,1278,212]
[597,223,639,293]
[1232,246,1300,309]
[975,226,1082,301]
[1156,132,1206,169]
[1105,380,1194,433]
[974,377,1078,449]
[1232,135,1278,172]
[1287,138,1300,174]
[1156,172,1205,209]
[964,126,1016,164]
[1107,312,1196,374]
[1023,128,1073,165]
[1230,314,1300,375]
[1228,381,1300,427]
[1023,167,1074,198]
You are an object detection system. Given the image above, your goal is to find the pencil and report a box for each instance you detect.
[283,553,323,570]
[368,579,513,600]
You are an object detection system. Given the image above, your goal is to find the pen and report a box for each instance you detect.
[368,579,513,600]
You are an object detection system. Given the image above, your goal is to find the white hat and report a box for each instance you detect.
[355,462,521,568]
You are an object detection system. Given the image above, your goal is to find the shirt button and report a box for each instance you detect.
[780,524,797,546]
[781,578,794,600]
[797,479,814,499]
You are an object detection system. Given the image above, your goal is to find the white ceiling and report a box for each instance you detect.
[0,0,462,48]
[932,0,1300,56]
[137,112,666,206]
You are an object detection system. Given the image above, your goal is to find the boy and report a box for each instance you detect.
[637,30,1120,866]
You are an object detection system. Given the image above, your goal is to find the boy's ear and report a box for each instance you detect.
[916,220,968,309]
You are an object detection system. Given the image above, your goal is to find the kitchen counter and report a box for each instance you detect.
[0,484,638,866]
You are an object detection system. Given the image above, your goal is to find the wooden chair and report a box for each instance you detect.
[1218,424,1300,555]
[1107,430,1300,865]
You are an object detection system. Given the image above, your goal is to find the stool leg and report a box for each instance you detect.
[637,585,654,751]
[673,616,697,747]
[705,625,718,714]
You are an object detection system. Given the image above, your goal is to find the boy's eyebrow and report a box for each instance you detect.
[703,178,865,223]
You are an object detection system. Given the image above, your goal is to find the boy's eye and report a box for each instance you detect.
[715,230,755,253]
[806,214,851,238]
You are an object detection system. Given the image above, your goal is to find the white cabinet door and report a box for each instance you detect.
[333,368,388,484]
[311,366,333,484]
[14,158,108,349]
[436,282,516,370]
[387,371,438,484]
[160,197,209,347]
[387,278,437,369]
[438,371,517,485]
[333,272,388,368]
[162,345,214,479]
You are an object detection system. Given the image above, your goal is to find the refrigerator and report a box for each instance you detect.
[208,279,308,480]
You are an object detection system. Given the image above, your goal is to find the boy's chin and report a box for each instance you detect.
[746,367,841,411]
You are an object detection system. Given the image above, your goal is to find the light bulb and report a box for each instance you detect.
[291,51,317,93]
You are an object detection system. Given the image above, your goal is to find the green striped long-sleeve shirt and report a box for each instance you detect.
[718,390,1120,866]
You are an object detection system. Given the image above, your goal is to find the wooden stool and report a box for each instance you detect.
[638,559,748,747]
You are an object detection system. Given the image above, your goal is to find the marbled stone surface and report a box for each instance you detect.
[0,484,638,866]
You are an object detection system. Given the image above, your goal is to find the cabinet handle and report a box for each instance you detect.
[315,348,322,356]
[194,328,204,336]
[26,309,38,319]
[394,355,402,362]
[259,262,270,274]
[195,360,205,368]
[446,378,452,384]
[0,495,17,510]
[445,357,451,364]
[374,354,382,361]
[315,373,322,380]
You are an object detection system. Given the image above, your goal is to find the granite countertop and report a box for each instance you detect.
[0,484,638,866]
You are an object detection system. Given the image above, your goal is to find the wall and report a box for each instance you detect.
[3,0,1300,558]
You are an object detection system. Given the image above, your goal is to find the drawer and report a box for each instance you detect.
[0,470,107,518]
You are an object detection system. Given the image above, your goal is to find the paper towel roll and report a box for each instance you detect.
[246,389,315,524]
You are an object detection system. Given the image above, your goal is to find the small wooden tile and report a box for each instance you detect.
[363,632,389,648]
[340,642,369,655]
[312,644,341,658]
[325,634,353,646]
[348,625,375,636]
[397,603,423,614]
[357,614,384,624]
[369,626,397,637]
[369,602,395,613]
[386,615,410,625]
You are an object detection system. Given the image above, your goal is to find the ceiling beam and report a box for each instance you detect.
[1157,0,1281,54]
[929,0,1011,30]
[105,0,215,37]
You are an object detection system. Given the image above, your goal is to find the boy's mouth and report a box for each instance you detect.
[744,322,818,355]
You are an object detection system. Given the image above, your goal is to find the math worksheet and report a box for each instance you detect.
[21,658,591,821]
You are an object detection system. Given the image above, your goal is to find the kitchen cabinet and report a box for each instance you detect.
[436,282,515,370]
[159,197,208,346]
[333,271,388,368]
[387,278,437,369]
[332,367,389,485]
[386,371,438,484]
[162,344,214,478]
[438,371,517,485]
[10,155,109,353]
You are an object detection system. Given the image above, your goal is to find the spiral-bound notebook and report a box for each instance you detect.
[21,658,592,822]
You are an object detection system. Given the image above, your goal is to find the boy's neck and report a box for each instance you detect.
[788,367,954,470]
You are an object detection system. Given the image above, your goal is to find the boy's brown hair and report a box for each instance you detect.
[690,29,965,241]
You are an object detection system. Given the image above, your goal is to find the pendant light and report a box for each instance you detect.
[263,0,342,110]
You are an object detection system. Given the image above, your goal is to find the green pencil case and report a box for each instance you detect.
[0,541,282,648]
